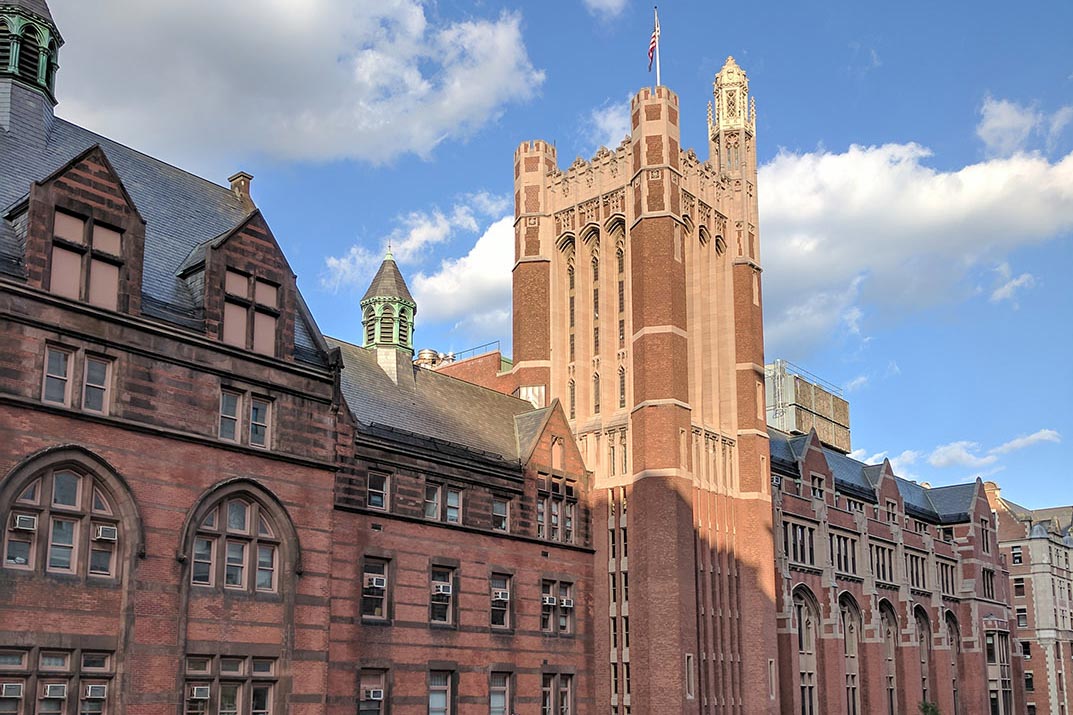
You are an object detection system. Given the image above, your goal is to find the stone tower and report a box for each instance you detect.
[511,58,779,714]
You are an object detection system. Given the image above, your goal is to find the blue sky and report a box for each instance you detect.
[49,0,1072,507]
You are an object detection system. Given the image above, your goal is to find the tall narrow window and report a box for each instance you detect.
[361,559,389,619]
[490,672,510,715]
[490,574,511,628]
[359,670,386,715]
[428,672,451,715]
[367,473,388,510]
[794,589,819,715]
[618,368,626,409]
[568,380,576,419]
[42,347,72,406]
[379,306,395,344]
[424,484,441,520]
[249,398,270,448]
[568,262,576,361]
[430,567,454,624]
[397,309,410,347]
[364,307,376,346]
[881,604,899,715]
[445,489,462,524]
[593,373,601,414]
[82,357,111,414]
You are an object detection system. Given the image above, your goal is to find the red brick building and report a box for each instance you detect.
[0,3,1033,715]
[987,484,1073,715]
[0,3,593,715]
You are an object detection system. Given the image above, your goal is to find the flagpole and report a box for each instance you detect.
[654,6,661,87]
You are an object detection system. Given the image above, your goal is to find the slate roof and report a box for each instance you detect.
[769,428,978,523]
[7,0,55,24]
[327,337,550,466]
[362,255,414,304]
[1000,498,1073,534]
[0,83,325,362]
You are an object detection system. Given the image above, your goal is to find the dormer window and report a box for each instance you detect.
[222,270,279,356]
[48,211,123,311]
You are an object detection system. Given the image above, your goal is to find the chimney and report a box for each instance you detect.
[228,171,254,207]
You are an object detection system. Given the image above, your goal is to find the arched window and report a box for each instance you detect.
[568,380,576,420]
[3,465,122,578]
[880,601,899,715]
[378,305,394,344]
[946,612,962,715]
[190,494,282,593]
[17,26,40,84]
[793,587,820,715]
[46,39,57,91]
[363,307,375,346]
[397,308,410,347]
[840,594,862,715]
[567,260,576,361]
[618,367,626,409]
[592,373,601,414]
[0,21,12,72]
[916,607,933,706]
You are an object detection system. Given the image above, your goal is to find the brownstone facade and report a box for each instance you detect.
[988,483,1073,715]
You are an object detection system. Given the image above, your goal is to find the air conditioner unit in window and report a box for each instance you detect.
[492,590,510,602]
[189,686,210,700]
[542,595,558,606]
[560,597,574,608]
[93,525,118,542]
[11,514,37,532]
[365,575,387,589]
[0,683,23,698]
[770,475,782,488]
[83,685,107,700]
[43,684,67,699]
[364,689,384,701]
[433,583,452,596]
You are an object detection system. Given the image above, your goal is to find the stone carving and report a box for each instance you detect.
[602,189,625,216]
[555,208,575,235]
[580,198,600,225]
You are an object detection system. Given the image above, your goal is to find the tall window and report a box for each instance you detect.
[840,596,861,715]
[3,468,120,578]
[618,368,626,409]
[568,380,576,420]
[916,608,933,705]
[880,603,899,715]
[541,674,572,715]
[367,473,388,510]
[430,567,455,624]
[218,389,272,449]
[794,589,819,715]
[49,211,124,312]
[190,496,279,593]
[537,476,577,545]
[947,614,961,715]
[593,373,601,414]
[428,671,452,715]
[42,346,72,406]
[490,672,510,715]
[359,670,386,714]
[616,247,625,348]
[361,558,390,620]
[223,270,279,356]
[541,580,574,634]
[567,262,576,362]
[490,574,511,628]
[592,257,600,355]
[363,308,376,346]
[184,656,275,715]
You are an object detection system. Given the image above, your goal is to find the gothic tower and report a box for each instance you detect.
[361,251,418,385]
[511,58,779,714]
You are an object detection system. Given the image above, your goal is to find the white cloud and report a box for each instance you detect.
[845,375,869,392]
[759,141,1073,357]
[976,96,1073,157]
[586,98,632,153]
[322,193,509,291]
[410,217,515,329]
[989,262,1035,304]
[582,0,628,18]
[989,429,1061,455]
[50,1,544,167]
[928,441,998,469]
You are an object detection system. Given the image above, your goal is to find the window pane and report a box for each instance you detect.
[253,311,277,356]
[44,349,70,404]
[90,547,112,574]
[86,358,108,387]
[225,270,249,298]
[5,538,30,566]
[18,480,39,503]
[256,545,275,591]
[250,400,269,447]
[223,302,248,347]
[219,683,239,715]
[53,471,79,506]
[252,685,270,715]
[83,384,106,412]
[49,245,82,299]
[192,537,213,584]
[88,258,119,310]
[54,211,85,243]
[255,281,278,308]
[92,225,122,255]
[225,541,245,586]
[228,501,248,532]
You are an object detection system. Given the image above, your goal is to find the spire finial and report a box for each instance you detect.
[385,241,394,261]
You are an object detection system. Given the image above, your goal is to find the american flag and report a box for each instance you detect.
[648,8,660,72]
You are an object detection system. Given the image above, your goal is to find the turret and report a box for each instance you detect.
[1,0,61,131]
[360,251,417,387]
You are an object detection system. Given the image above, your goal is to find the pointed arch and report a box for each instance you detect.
[698,224,711,247]
[1,445,145,578]
[17,24,40,84]
[397,307,410,347]
[363,306,376,346]
[0,20,11,72]
[556,232,576,254]
[879,599,900,715]
[580,224,600,247]
[945,610,962,715]
[683,214,696,237]
[792,584,821,715]
[378,304,395,344]
[915,605,934,705]
[839,592,863,715]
